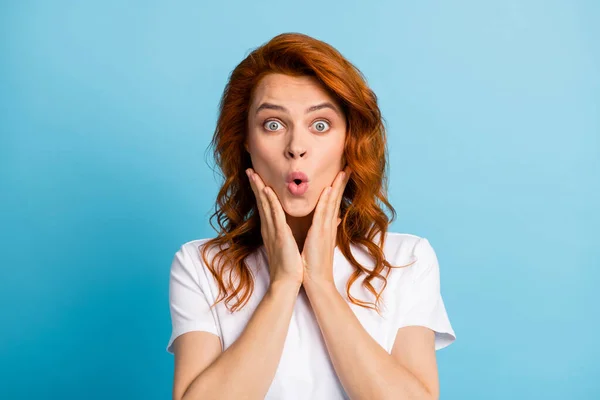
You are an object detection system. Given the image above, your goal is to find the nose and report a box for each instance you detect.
[286,130,307,159]
[287,149,306,158]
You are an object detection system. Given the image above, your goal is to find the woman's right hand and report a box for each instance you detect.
[246,168,304,288]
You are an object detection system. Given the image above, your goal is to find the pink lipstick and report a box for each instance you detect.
[286,171,309,196]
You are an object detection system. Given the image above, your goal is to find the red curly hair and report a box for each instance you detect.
[200,32,413,315]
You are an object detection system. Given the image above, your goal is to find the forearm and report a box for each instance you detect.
[303,280,433,400]
[183,280,301,400]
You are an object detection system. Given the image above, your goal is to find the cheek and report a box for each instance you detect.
[317,145,345,172]
[248,139,275,168]
[248,142,283,189]
[323,136,345,160]
[250,134,279,158]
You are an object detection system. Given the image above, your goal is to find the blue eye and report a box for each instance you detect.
[262,119,331,133]
[264,120,283,132]
[313,120,330,132]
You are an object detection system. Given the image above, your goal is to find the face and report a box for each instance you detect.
[245,73,347,218]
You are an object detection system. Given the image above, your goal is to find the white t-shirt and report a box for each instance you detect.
[166,232,456,399]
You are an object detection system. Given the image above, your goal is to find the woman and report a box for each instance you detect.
[166,32,456,400]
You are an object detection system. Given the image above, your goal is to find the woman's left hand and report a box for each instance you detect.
[301,166,352,287]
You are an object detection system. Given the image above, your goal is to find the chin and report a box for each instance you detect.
[281,198,315,218]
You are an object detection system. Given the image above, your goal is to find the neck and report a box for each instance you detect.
[285,209,315,252]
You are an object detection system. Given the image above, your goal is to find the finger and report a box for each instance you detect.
[246,168,274,237]
[262,182,288,238]
[325,168,350,227]
[313,185,333,232]
[250,170,274,233]
[332,166,352,222]
[246,168,267,225]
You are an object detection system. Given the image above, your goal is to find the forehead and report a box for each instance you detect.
[251,73,337,110]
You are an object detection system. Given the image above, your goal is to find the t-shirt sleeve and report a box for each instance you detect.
[395,237,456,351]
[166,244,221,354]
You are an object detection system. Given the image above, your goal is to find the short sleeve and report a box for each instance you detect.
[395,237,456,351]
[166,244,221,354]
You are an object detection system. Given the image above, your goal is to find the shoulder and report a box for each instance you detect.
[173,237,262,285]
[178,237,216,257]
[170,238,224,283]
[175,237,235,264]
[381,231,424,263]
[342,231,424,269]
[382,231,422,253]
[380,232,440,281]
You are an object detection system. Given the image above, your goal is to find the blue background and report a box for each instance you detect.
[1,1,598,399]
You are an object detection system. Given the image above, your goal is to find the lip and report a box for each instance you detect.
[286,171,309,184]
[288,181,309,196]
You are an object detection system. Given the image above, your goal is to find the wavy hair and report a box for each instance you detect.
[200,32,414,316]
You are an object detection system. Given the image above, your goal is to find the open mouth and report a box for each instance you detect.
[286,171,309,196]
[288,180,309,196]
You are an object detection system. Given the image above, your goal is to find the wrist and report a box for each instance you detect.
[303,276,336,292]
[269,279,302,293]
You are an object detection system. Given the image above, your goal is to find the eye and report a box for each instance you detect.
[312,119,331,133]
[262,119,331,133]
[263,119,283,132]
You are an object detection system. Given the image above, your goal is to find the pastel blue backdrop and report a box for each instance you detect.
[1,1,598,399]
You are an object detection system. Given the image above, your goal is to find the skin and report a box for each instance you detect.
[172,76,439,400]
[245,73,347,252]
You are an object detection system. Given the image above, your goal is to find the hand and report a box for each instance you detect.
[246,168,304,287]
[301,166,352,287]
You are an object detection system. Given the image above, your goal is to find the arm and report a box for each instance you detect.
[303,280,436,400]
[180,280,301,400]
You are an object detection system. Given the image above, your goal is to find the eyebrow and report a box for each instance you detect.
[254,101,342,117]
